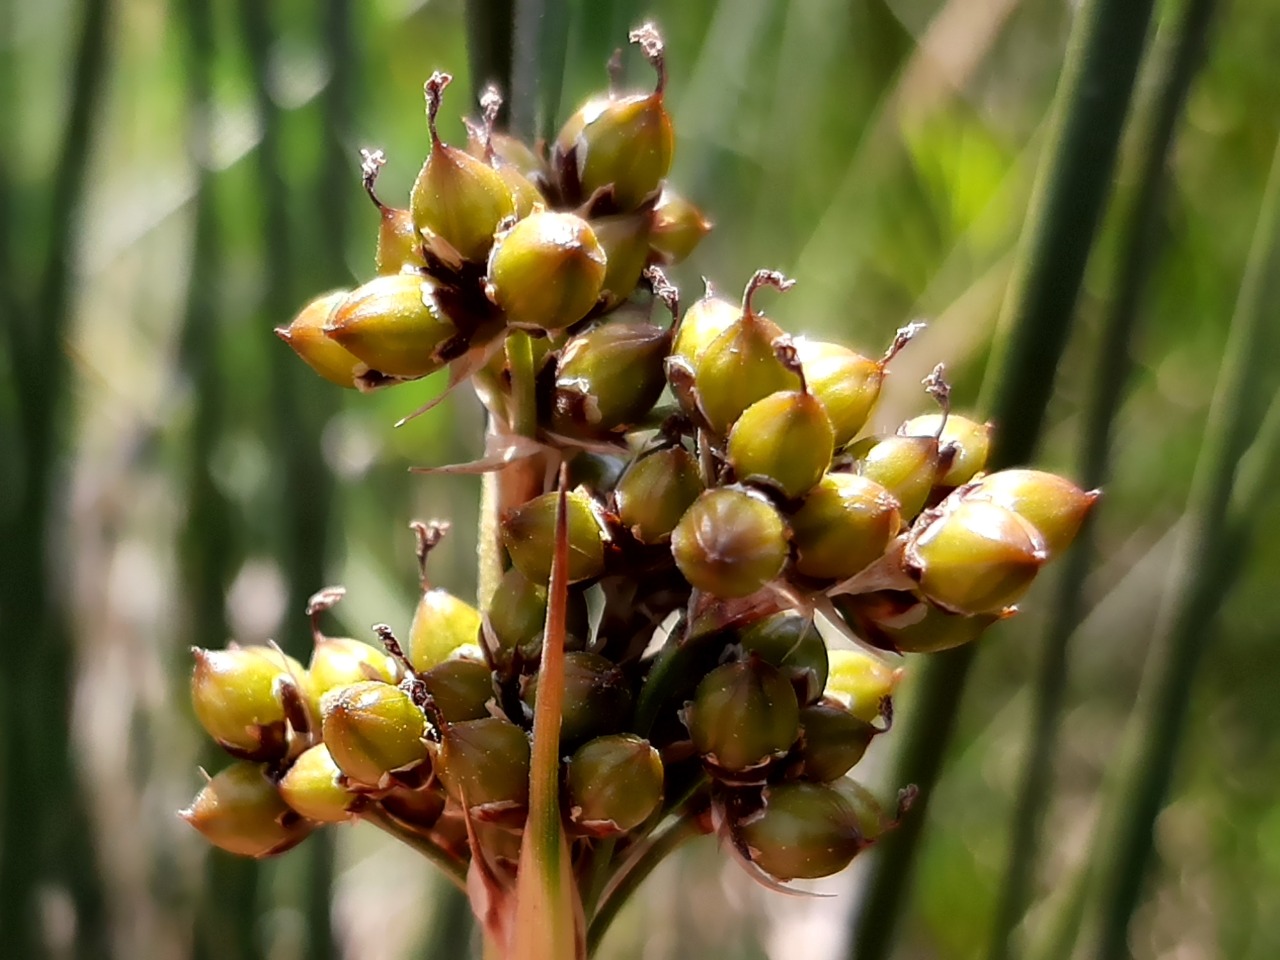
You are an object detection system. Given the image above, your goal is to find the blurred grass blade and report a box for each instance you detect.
[848,0,1158,956]
[466,0,515,121]
[986,1,1221,957]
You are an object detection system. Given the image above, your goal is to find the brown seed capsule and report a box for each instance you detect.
[552,321,671,435]
[435,717,531,813]
[324,274,459,379]
[407,588,483,673]
[737,611,830,706]
[421,657,495,723]
[566,734,664,836]
[798,702,878,783]
[794,339,885,448]
[686,659,800,774]
[522,651,631,745]
[838,591,1003,654]
[857,434,948,520]
[308,637,399,702]
[614,445,705,544]
[899,414,993,488]
[591,212,654,308]
[831,777,895,843]
[735,781,864,881]
[824,649,900,724]
[278,744,359,823]
[190,646,307,761]
[671,486,789,599]
[649,187,711,264]
[726,378,834,500]
[181,761,312,858]
[275,290,364,389]
[962,469,1099,558]
[486,211,607,331]
[320,681,429,789]
[501,489,609,585]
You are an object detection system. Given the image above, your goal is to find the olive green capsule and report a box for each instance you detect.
[824,649,900,724]
[669,289,740,370]
[905,499,1048,615]
[522,651,631,745]
[831,777,895,843]
[190,645,306,761]
[686,659,800,774]
[486,211,607,331]
[275,290,363,389]
[410,73,515,263]
[899,414,993,488]
[790,473,901,582]
[501,488,609,585]
[798,702,877,783]
[497,163,545,219]
[435,717,531,813]
[488,132,543,177]
[671,486,788,599]
[962,468,1099,558]
[737,612,829,706]
[727,386,834,499]
[361,148,429,275]
[834,590,1004,654]
[278,744,359,823]
[320,681,429,789]
[650,188,711,264]
[483,567,591,668]
[407,588,483,673]
[614,445,704,544]
[857,435,947,520]
[735,782,864,881]
[180,761,312,858]
[552,321,671,434]
[566,734,664,836]
[421,657,494,723]
[591,212,653,308]
[794,339,885,448]
[324,274,459,379]
[308,637,399,702]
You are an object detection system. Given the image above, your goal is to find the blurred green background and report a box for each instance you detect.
[4,0,1280,958]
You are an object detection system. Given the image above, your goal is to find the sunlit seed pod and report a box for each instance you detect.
[180,761,312,859]
[798,702,878,783]
[435,717,531,812]
[486,212,607,331]
[904,499,1048,615]
[649,187,711,264]
[323,274,459,379]
[737,611,830,706]
[835,591,1003,654]
[374,206,428,276]
[669,291,740,370]
[566,734,664,836]
[308,637,399,702]
[421,657,494,723]
[794,339,884,448]
[614,445,705,544]
[790,473,902,581]
[962,468,1099,558]
[501,489,609,585]
[727,388,834,499]
[686,659,800,773]
[735,781,864,881]
[483,567,591,668]
[566,451,630,494]
[552,322,671,434]
[831,777,895,843]
[275,290,363,388]
[190,646,306,761]
[410,73,515,262]
[278,744,359,824]
[495,163,544,219]
[591,212,653,308]
[899,414,993,488]
[320,681,429,788]
[824,649,901,724]
[694,309,799,436]
[407,588,483,673]
[671,486,789,599]
[522,651,631,745]
[488,132,543,177]
[857,434,946,520]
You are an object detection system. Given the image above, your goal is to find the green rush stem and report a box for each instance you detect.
[506,331,540,438]
[464,0,515,124]
[361,809,469,893]
[850,0,1158,956]
[986,1,1221,957]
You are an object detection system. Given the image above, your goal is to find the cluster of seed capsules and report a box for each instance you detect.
[184,26,1099,890]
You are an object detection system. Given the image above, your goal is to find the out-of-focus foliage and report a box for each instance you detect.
[4,0,1280,959]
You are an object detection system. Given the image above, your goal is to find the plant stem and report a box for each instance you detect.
[986,2,1220,956]
[465,0,515,123]
[849,0,1157,955]
[506,332,540,438]
[361,810,469,893]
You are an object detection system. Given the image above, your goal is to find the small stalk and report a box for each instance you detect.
[361,809,469,893]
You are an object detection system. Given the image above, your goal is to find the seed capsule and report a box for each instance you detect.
[791,473,902,581]
[727,386,834,499]
[190,646,306,761]
[798,702,878,783]
[486,211,607,331]
[410,73,515,263]
[181,761,312,858]
[407,588,483,673]
[552,321,671,434]
[686,659,799,774]
[275,291,365,388]
[857,435,948,520]
[320,681,429,789]
[899,414,993,488]
[614,445,704,544]
[501,489,609,585]
[962,468,1098,558]
[323,274,459,379]
[591,212,653,308]
[831,777,895,843]
[671,486,788,599]
[669,289,740,370]
[421,657,495,723]
[905,499,1048,615]
[735,782,864,881]
[522,651,631,745]
[308,637,399,702]
[435,717,531,813]
[496,163,544,219]
[737,612,829,706]
[374,207,427,275]
[483,567,591,667]
[566,734,664,836]
[794,339,884,447]
[278,744,359,823]
[833,591,1003,654]
[650,188,711,264]
[824,649,900,724]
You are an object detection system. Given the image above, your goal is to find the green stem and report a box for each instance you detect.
[850,0,1158,955]
[465,0,515,122]
[361,810,469,893]
[506,331,540,438]
[986,2,1220,956]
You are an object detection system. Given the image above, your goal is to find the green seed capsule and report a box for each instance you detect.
[899,414,993,488]
[962,468,1099,558]
[614,445,704,544]
[650,188,711,264]
[421,657,494,723]
[407,588,483,673]
[483,567,591,668]
[591,212,653,308]
[727,388,834,499]
[486,212,607,331]
[857,435,946,520]
[487,132,543,177]
[791,473,902,581]
[522,651,631,745]
[669,291,740,370]
[737,611,830,706]
[375,206,428,276]
[735,782,864,881]
[552,322,671,434]
[181,761,312,858]
[324,274,459,379]
[501,489,609,585]
[410,73,515,262]
[566,734,664,836]
[495,163,544,219]
[905,499,1048,615]
[308,637,399,702]
[686,659,799,774]
[190,646,306,761]
[794,339,884,448]
[275,290,363,388]
[435,717,531,813]
[694,306,799,436]
[278,744,359,823]
[320,681,429,788]
[831,777,894,843]
[798,702,877,783]
[824,649,900,724]
[671,486,789,599]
